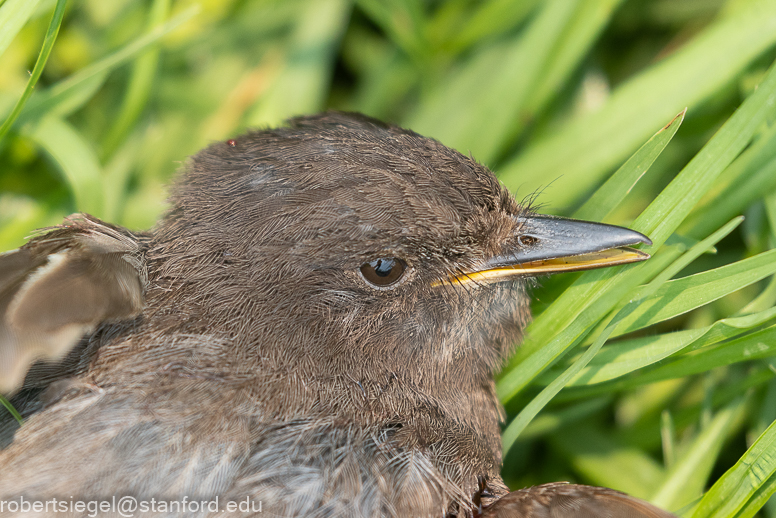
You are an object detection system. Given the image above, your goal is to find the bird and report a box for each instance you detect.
[0,112,675,517]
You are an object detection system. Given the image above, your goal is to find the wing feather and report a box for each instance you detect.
[0,214,146,394]
[482,483,677,518]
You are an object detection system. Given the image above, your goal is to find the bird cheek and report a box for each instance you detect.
[484,282,531,356]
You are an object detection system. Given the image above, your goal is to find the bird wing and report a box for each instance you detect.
[0,387,252,500]
[0,214,146,394]
[481,482,677,518]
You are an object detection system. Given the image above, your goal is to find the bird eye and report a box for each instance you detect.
[360,257,407,288]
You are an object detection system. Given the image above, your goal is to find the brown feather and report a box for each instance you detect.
[0,215,145,393]
[481,483,677,518]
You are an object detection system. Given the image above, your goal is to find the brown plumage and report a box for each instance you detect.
[0,112,672,517]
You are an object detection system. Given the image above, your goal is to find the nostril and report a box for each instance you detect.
[517,235,538,247]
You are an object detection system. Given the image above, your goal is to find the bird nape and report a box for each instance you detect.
[0,112,673,518]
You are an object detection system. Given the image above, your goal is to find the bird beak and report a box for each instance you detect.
[447,216,652,285]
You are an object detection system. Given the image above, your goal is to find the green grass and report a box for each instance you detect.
[2,0,776,515]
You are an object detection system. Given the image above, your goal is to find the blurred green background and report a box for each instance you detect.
[3,0,776,515]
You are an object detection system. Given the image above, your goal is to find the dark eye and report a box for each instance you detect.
[360,257,407,287]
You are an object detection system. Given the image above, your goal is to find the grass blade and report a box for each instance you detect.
[640,325,776,383]
[246,0,350,127]
[409,0,624,165]
[522,0,624,126]
[559,305,776,387]
[0,0,66,143]
[614,248,776,335]
[101,0,170,159]
[574,109,685,222]
[651,400,745,511]
[409,0,578,164]
[692,415,776,518]
[15,5,199,125]
[0,394,22,425]
[498,1,776,207]
[441,0,540,53]
[683,122,776,239]
[24,116,104,216]
[355,0,428,63]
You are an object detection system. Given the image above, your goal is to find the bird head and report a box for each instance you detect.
[144,112,650,406]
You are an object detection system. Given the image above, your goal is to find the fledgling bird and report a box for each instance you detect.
[0,112,674,517]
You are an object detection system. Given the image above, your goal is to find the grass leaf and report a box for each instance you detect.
[0,0,66,142]
[498,1,776,207]
[0,394,22,425]
[651,400,745,511]
[692,412,776,518]
[560,305,776,388]
[614,247,776,335]
[246,0,350,127]
[574,109,685,222]
[23,116,104,215]
[14,4,199,125]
